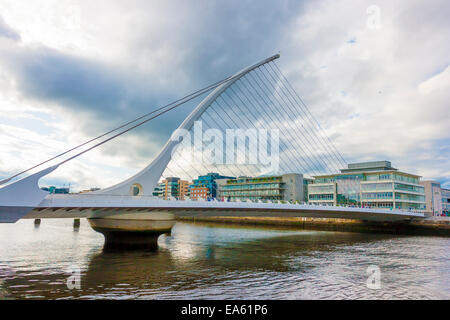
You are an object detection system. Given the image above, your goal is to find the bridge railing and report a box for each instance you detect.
[47,193,424,214]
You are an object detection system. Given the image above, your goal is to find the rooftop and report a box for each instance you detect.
[313,170,421,179]
[313,160,421,179]
[340,161,398,173]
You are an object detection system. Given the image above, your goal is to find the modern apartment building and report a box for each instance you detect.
[308,161,426,211]
[190,186,210,201]
[189,173,235,200]
[219,173,307,202]
[420,180,450,216]
[153,177,191,200]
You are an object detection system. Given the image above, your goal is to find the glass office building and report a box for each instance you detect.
[308,161,426,210]
[189,173,235,200]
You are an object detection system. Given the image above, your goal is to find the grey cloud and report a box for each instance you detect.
[0,43,194,139]
[0,0,305,154]
[0,16,20,41]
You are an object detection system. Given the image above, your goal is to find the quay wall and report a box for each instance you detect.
[177,216,450,237]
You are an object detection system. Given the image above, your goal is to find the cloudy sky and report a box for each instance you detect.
[0,0,449,191]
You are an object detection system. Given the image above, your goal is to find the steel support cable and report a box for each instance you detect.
[225,86,288,175]
[271,61,346,165]
[56,85,243,168]
[207,98,260,177]
[204,99,264,176]
[162,127,206,181]
[186,59,289,191]
[271,61,347,167]
[167,122,225,181]
[217,91,293,176]
[252,68,335,175]
[272,61,347,168]
[231,81,304,176]
[0,67,260,185]
[227,85,277,164]
[199,108,245,178]
[252,67,336,174]
[265,64,345,171]
[196,110,250,178]
[207,99,258,177]
[229,81,316,176]
[223,87,296,175]
[236,76,320,177]
[217,90,295,175]
[162,159,191,181]
[265,64,360,200]
[270,63,361,199]
[226,85,310,176]
[260,65,341,173]
[164,145,203,182]
[167,112,215,179]
[263,64,342,173]
[233,73,317,176]
[243,72,325,176]
[195,109,248,178]
[198,86,275,179]
[241,70,325,176]
[200,109,248,178]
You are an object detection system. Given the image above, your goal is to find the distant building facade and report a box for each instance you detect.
[420,180,450,216]
[190,186,209,201]
[153,177,191,200]
[41,186,70,194]
[189,173,234,200]
[303,178,314,203]
[219,173,307,202]
[215,178,229,199]
[308,161,426,210]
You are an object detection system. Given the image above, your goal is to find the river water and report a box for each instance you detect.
[0,219,448,299]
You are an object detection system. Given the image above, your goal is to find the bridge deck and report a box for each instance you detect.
[16,194,424,222]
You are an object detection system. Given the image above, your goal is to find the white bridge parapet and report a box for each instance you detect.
[19,193,425,222]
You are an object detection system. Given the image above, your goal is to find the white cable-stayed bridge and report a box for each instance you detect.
[0,53,424,248]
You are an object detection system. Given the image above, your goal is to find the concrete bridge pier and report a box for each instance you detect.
[87,211,176,251]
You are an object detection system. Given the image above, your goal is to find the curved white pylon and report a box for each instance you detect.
[97,54,280,196]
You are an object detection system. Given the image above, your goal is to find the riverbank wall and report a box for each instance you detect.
[177,216,450,237]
